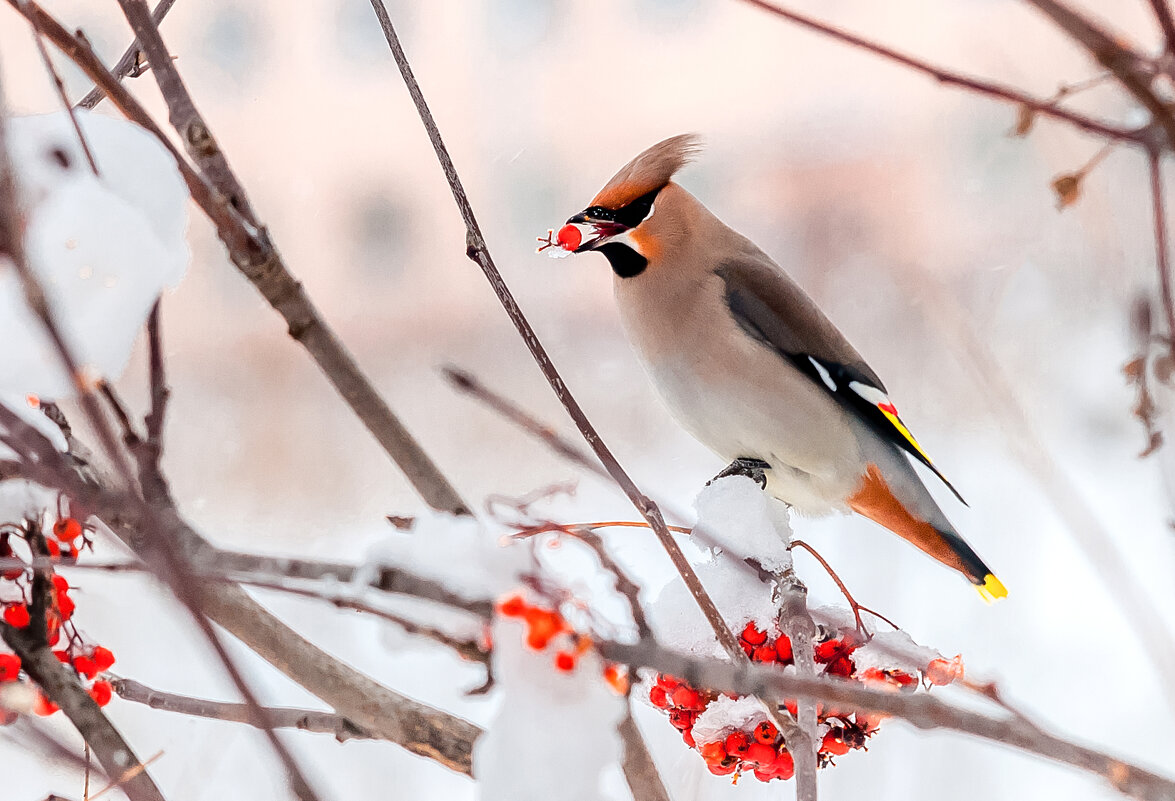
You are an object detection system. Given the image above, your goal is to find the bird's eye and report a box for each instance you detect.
[614,188,661,229]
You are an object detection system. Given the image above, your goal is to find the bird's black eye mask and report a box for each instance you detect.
[577,187,661,230]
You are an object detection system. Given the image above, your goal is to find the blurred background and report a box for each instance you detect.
[2,0,1174,799]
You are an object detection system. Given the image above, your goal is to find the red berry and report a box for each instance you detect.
[770,750,795,779]
[784,699,798,716]
[53,650,70,663]
[814,639,842,662]
[52,518,82,543]
[91,646,115,672]
[51,574,68,593]
[926,655,964,686]
[73,655,98,679]
[822,730,851,756]
[826,656,854,677]
[745,741,777,766]
[33,693,58,716]
[752,644,777,663]
[672,686,702,710]
[669,709,696,730]
[707,761,737,776]
[681,728,695,748]
[699,741,726,764]
[553,651,576,672]
[89,679,112,707]
[891,670,917,688]
[0,653,20,681]
[724,730,750,756]
[3,604,30,628]
[44,540,60,559]
[55,591,75,622]
[649,685,669,709]
[497,594,525,617]
[740,622,767,645]
[775,634,793,663]
[555,224,582,251]
[753,720,778,745]
[656,674,681,691]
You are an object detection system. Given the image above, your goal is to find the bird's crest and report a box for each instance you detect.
[591,134,701,210]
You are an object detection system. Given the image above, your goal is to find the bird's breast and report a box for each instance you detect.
[614,268,866,513]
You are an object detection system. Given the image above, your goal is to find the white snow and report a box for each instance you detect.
[0,110,190,399]
[475,616,626,801]
[646,540,782,659]
[850,630,942,675]
[365,513,526,602]
[693,476,793,573]
[690,694,773,745]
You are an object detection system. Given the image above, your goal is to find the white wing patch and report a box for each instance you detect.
[809,357,838,392]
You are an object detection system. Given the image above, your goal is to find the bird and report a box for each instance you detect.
[551,134,1005,601]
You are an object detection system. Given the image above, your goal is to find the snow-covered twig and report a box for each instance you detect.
[776,570,819,801]
[599,639,1175,801]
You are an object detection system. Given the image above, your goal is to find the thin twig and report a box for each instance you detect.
[75,0,177,110]
[1022,0,1175,149]
[106,0,470,515]
[371,1,745,667]
[737,0,1143,145]
[791,539,900,632]
[20,0,98,173]
[1149,0,1175,56]
[1151,151,1175,343]
[110,677,375,742]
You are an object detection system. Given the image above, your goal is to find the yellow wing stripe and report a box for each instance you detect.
[878,407,935,466]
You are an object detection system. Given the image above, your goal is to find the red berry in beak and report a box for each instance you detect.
[556,224,582,251]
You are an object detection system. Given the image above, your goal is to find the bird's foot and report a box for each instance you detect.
[709,457,771,490]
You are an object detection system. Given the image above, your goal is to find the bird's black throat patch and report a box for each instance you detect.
[598,242,648,278]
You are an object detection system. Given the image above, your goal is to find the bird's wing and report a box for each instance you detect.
[717,255,965,505]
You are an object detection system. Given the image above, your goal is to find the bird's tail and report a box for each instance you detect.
[848,464,1007,602]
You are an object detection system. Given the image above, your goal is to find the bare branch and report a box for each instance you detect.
[618,709,672,801]
[777,572,818,800]
[600,639,1175,801]
[1150,152,1175,342]
[737,0,1143,144]
[369,0,747,669]
[75,0,177,110]
[7,0,470,516]
[1023,0,1175,148]
[111,677,376,742]
[1148,0,1175,57]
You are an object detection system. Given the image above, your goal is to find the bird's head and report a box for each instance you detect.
[550,134,701,278]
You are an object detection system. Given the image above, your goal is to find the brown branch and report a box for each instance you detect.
[2,586,166,801]
[599,639,1175,801]
[0,412,482,776]
[562,527,652,640]
[1149,0,1175,57]
[6,0,469,517]
[1151,152,1175,343]
[370,3,745,669]
[737,0,1143,145]
[1023,0,1175,149]
[75,0,177,110]
[21,0,97,174]
[110,677,376,742]
[776,570,818,800]
[618,709,672,801]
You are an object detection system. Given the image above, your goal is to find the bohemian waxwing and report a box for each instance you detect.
[553,134,1006,601]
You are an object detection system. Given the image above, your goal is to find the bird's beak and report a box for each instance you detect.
[565,211,628,253]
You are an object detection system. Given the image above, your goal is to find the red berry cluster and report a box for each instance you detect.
[496,592,629,694]
[649,620,964,782]
[0,516,116,721]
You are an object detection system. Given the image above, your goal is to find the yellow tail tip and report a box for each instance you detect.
[975,573,1008,603]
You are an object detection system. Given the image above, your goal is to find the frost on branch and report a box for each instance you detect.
[0,110,190,398]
